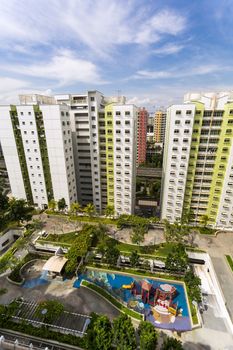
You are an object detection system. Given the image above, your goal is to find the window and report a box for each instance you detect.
[174,129,179,134]
[184,129,190,134]
[125,130,130,134]
[116,130,121,134]
[176,110,181,115]
[30,121,33,125]
[116,121,121,125]
[125,111,130,115]
[125,121,130,125]
[20,112,24,115]
[24,131,27,134]
[175,120,180,125]
[91,97,95,101]
[107,111,112,116]
[185,120,191,125]
[91,106,95,111]
[196,110,201,115]
[186,110,192,115]
[116,111,121,115]
[125,138,130,143]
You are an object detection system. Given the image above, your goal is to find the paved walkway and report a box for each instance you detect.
[0,276,119,321]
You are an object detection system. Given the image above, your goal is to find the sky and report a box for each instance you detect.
[0,0,233,110]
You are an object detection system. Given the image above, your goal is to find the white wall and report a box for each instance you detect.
[0,106,26,200]
[161,104,195,222]
[113,104,137,215]
[41,105,77,208]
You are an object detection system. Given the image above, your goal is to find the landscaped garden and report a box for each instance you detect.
[0,299,184,350]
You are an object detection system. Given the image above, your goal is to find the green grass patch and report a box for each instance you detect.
[189,301,199,325]
[81,280,143,320]
[226,255,233,272]
[36,239,71,248]
[198,227,216,235]
[42,231,78,244]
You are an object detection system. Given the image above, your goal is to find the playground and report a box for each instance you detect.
[74,269,192,331]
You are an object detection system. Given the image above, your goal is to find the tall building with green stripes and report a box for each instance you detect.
[0,95,77,208]
[161,91,233,229]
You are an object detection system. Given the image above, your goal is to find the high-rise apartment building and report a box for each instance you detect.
[55,91,105,211]
[0,97,77,208]
[147,114,154,143]
[154,110,166,144]
[161,91,233,229]
[104,103,137,215]
[55,92,137,215]
[137,108,148,166]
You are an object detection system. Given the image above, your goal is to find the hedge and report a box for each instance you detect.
[226,255,233,272]
[81,280,143,321]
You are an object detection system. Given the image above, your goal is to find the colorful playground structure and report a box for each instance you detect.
[128,280,179,318]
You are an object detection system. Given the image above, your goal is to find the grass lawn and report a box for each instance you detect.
[42,231,78,244]
[226,255,233,272]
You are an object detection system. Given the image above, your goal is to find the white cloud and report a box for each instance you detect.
[1,50,106,86]
[135,9,186,44]
[0,1,187,57]
[0,77,40,104]
[133,64,230,80]
[152,43,184,55]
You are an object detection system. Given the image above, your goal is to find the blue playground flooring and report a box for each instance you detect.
[74,269,192,331]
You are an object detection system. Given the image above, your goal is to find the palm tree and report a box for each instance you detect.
[48,199,57,212]
[83,203,95,217]
[104,205,115,218]
[69,201,81,216]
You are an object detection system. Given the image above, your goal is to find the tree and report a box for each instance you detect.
[138,321,158,350]
[200,215,209,227]
[105,245,120,266]
[94,315,112,350]
[165,244,188,273]
[131,225,146,245]
[113,314,136,350]
[69,201,81,216]
[83,203,95,217]
[104,205,115,218]
[35,300,64,324]
[162,337,183,350]
[0,192,9,212]
[149,180,161,200]
[130,250,140,267]
[163,219,189,244]
[184,270,202,303]
[57,198,67,212]
[48,199,56,212]
[9,198,34,224]
[31,218,44,231]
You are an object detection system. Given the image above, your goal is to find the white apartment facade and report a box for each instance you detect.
[0,100,77,208]
[112,104,137,215]
[161,91,233,229]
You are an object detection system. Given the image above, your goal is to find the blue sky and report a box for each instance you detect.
[0,0,233,109]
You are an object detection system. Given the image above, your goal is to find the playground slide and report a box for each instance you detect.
[122,284,132,289]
